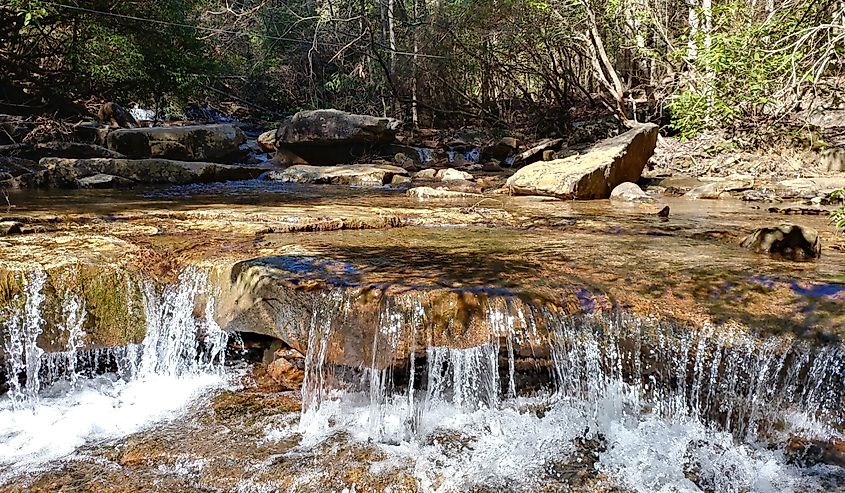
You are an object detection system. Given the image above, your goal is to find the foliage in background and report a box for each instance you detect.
[0,0,843,134]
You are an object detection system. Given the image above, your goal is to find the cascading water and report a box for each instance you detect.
[0,267,229,472]
[290,291,845,492]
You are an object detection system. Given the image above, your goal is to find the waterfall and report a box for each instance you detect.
[1,271,47,406]
[0,266,229,469]
[296,292,845,446]
[289,293,845,491]
[414,147,435,163]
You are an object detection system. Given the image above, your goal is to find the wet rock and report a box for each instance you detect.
[267,357,305,391]
[267,164,408,187]
[77,173,135,189]
[274,109,400,166]
[107,124,247,163]
[512,138,564,167]
[506,124,658,199]
[257,129,277,153]
[408,186,481,199]
[35,157,269,187]
[438,168,474,181]
[610,182,654,203]
[740,224,821,261]
[0,221,23,236]
[97,102,139,128]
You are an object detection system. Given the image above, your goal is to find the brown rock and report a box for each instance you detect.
[267,357,305,390]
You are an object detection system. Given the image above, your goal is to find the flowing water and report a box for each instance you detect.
[0,267,229,475]
[288,290,845,492]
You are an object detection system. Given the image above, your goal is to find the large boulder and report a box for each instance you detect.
[740,224,821,261]
[31,157,269,188]
[107,124,246,163]
[267,164,408,187]
[274,109,401,165]
[506,124,658,199]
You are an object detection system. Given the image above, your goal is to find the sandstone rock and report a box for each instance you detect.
[506,124,658,199]
[273,109,400,165]
[267,357,305,391]
[257,130,277,153]
[438,168,474,181]
[391,175,412,186]
[407,186,481,199]
[107,124,246,163]
[267,164,408,187]
[414,168,438,180]
[36,158,269,187]
[740,224,821,261]
[610,182,654,203]
[684,176,755,199]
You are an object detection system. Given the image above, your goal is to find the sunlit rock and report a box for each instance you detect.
[507,124,658,199]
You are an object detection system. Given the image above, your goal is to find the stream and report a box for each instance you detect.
[0,185,844,492]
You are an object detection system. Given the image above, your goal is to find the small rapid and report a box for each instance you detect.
[291,292,845,492]
[0,267,229,473]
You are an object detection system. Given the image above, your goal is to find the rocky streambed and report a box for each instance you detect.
[0,179,844,492]
[1,108,845,492]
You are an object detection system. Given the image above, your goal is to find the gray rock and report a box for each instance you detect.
[35,158,269,187]
[740,224,821,261]
[506,124,658,199]
[610,182,654,203]
[267,164,408,187]
[273,110,401,166]
[107,124,246,163]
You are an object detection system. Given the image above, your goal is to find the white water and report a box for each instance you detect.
[289,296,845,492]
[0,267,229,473]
